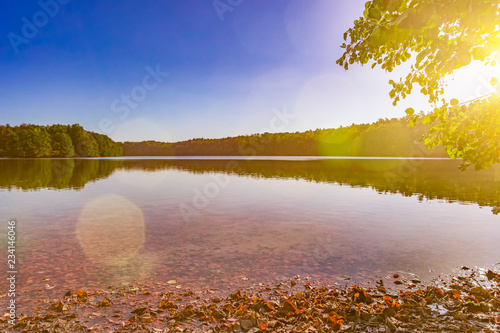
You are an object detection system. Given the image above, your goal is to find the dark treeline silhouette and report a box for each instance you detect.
[0,124,122,157]
[123,117,448,157]
[0,158,498,214]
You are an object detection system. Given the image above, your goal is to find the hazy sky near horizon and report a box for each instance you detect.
[1,0,498,142]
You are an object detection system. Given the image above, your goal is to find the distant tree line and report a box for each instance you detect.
[123,117,448,157]
[0,117,451,158]
[0,124,122,157]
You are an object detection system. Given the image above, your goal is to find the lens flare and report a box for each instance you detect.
[76,194,145,266]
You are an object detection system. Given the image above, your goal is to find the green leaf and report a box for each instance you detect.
[368,7,382,21]
[450,98,459,106]
[405,108,415,116]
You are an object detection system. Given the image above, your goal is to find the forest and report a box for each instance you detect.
[123,116,448,157]
[0,117,449,158]
[0,124,122,157]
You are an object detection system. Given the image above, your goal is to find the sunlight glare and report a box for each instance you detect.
[445,58,500,103]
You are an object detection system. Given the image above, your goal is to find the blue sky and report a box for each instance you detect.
[0,0,495,142]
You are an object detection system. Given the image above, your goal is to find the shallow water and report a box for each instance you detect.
[0,157,499,302]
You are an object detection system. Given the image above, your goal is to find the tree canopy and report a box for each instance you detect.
[338,0,500,170]
[0,124,122,158]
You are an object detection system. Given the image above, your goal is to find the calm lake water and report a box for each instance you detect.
[0,157,499,304]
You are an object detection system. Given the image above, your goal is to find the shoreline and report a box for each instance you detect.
[3,267,500,332]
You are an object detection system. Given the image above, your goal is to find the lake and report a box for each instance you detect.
[1,157,499,306]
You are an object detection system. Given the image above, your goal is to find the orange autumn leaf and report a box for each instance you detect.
[328,316,338,325]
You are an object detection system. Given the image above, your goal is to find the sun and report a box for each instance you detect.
[444,58,500,104]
